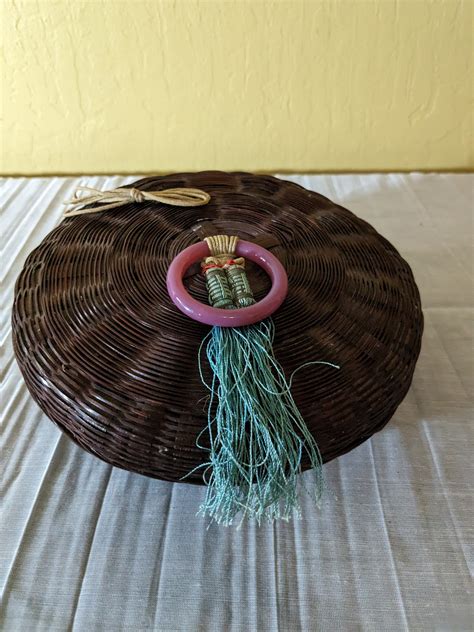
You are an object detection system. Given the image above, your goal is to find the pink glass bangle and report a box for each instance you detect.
[166,240,288,327]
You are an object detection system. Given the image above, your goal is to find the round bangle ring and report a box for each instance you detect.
[166,240,288,327]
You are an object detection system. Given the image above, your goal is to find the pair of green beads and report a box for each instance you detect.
[203,257,255,310]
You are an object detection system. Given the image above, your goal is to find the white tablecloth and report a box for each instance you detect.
[2,174,473,631]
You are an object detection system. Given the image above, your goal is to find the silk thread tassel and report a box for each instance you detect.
[189,236,338,526]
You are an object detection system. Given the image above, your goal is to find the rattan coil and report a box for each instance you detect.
[12,172,423,483]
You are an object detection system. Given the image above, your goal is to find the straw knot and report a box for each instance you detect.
[129,188,145,203]
[63,185,210,217]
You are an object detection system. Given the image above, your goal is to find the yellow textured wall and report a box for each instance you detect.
[2,0,472,175]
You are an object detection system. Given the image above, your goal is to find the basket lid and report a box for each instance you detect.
[12,172,423,482]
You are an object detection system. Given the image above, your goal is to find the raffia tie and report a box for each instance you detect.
[203,235,244,269]
[63,186,210,217]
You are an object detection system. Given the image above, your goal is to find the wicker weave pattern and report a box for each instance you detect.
[12,172,423,483]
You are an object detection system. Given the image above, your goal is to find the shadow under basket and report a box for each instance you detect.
[12,172,423,484]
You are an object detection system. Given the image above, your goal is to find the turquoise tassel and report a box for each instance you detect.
[193,319,339,526]
[189,235,340,526]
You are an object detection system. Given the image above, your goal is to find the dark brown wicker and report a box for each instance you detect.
[12,172,423,483]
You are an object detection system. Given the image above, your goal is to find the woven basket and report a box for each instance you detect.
[12,172,423,483]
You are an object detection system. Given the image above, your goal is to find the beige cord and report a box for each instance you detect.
[205,235,238,257]
[64,186,210,217]
[203,235,245,268]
